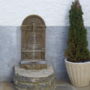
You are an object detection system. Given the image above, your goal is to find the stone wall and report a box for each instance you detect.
[0,26,90,81]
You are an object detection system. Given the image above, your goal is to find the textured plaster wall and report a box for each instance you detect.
[46,27,69,80]
[0,0,90,26]
[0,27,21,81]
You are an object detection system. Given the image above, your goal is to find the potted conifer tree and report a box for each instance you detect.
[65,0,90,87]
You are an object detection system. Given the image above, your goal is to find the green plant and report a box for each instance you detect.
[65,0,90,62]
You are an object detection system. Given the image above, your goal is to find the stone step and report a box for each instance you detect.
[14,65,55,90]
[14,75,55,90]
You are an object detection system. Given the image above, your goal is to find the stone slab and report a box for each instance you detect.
[15,65,54,78]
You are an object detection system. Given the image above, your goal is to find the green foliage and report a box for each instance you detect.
[65,0,90,62]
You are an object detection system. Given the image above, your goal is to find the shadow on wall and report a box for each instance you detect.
[0,26,21,81]
[46,26,69,81]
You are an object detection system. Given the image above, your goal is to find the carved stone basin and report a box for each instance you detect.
[14,64,55,90]
[20,61,47,70]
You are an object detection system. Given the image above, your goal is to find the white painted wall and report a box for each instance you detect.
[0,0,90,26]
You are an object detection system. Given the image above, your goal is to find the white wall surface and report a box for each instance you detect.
[0,0,90,26]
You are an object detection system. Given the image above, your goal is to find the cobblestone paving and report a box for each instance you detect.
[0,81,90,90]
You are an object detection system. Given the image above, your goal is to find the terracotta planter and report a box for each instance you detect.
[65,59,90,87]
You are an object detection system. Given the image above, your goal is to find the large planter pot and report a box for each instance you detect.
[65,59,90,87]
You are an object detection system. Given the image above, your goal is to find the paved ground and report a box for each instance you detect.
[56,85,90,90]
[55,81,90,90]
[0,81,90,90]
[0,82,15,90]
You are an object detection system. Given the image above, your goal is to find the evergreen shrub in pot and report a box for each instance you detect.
[65,0,90,87]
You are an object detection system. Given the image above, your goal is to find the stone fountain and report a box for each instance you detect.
[14,15,55,90]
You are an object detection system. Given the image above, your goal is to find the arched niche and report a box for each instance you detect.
[21,15,46,61]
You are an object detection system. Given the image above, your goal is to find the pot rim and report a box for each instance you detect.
[65,58,90,64]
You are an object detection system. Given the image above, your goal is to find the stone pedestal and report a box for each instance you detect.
[14,64,55,90]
